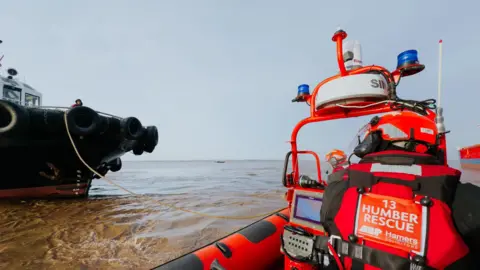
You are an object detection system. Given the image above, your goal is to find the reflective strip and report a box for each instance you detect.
[377,123,409,140]
[370,163,422,176]
[353,193,363,234]
[414,204,428,257]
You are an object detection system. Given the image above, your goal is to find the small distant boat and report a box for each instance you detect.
[215,160,226,163]
[458,144,480,170]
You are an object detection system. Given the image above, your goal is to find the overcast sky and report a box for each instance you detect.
[1,0,478,160]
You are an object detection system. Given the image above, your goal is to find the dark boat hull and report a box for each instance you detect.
[0,100,159,199]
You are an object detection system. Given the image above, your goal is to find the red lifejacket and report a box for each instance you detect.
[320,150,471,270]
[333,162,348,172]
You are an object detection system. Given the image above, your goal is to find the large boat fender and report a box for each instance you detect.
[66,106,102,136]
[154,209,289,270]
[107,158,122,172]
[120,116,143,140]
[0,100,29,136]
[133,126,159,155]
[29,108,110,137]
[143,126,159,153]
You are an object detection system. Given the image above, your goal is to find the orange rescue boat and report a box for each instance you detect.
[154,28,448,270]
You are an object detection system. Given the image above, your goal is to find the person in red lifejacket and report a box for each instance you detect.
[325,149,348,175]
[71,99,83,108]
[318,110,478,270]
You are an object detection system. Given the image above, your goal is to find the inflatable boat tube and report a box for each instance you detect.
[154,208,289,270]
[0,100,29,136]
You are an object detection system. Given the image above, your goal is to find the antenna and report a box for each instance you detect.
[437,40,443,108]
[0,39,3,67]
[435,39,446,134]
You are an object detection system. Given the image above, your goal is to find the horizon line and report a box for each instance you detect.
[121,159,463,162]
[122,159,286,162]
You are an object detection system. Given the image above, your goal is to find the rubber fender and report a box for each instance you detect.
[154,208,290,270]
[143,126,159,153]
[94,166,109,179]
[0,100,29,136]
[108,158,122,172]
[98,116,111,135]
[132,141,144,156]
[66,106,101,136]
[120,117,143,140]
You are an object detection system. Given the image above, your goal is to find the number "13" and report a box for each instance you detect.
[382,199,396,209]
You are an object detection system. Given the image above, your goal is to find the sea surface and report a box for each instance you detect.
[0,160,478,270]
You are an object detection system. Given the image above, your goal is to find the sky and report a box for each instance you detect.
[0,0,479,161]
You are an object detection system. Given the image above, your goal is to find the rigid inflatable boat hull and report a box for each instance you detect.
[155,209,289,270]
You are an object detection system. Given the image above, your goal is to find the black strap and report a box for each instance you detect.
[360,154,442,165]
[327,169,347,184]
[348,170,420,190]
[314,236,432,270]
[348,170,459,207]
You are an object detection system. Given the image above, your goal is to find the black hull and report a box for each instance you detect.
[0,100,159,199]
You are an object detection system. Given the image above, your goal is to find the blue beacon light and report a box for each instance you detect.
[297,84,310,96]
[395,49,425,77]
[396,50,419,70]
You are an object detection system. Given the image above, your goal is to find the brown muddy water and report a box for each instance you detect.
[0,160,477,270]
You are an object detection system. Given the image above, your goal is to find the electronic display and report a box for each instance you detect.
[293,194,323,225]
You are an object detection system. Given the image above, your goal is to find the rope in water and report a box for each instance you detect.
[63,111,286,220]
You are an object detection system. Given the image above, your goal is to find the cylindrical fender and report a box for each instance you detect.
[143,126,159,153]
[155,209,290,270]
[66,106,101,136]
[132,141,144,156]
[98,116,111,135]
[120,117,143,140]
[108,158,122,172]
[0,100,29,136]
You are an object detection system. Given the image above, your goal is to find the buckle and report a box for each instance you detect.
[328,235,342,256]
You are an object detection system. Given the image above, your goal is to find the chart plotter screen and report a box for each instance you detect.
[293,194,323,225]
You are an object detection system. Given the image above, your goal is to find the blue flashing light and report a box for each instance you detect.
[397,50,420,69]
[298,84,310,95]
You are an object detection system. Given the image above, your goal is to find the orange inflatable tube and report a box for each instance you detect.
[154,208,289,270]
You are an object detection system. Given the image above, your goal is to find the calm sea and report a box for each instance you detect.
[0,160,477,270]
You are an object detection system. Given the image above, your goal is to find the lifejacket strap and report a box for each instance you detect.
[359,154,442,165]
[348,170,459,207]
[314,235,433,270]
